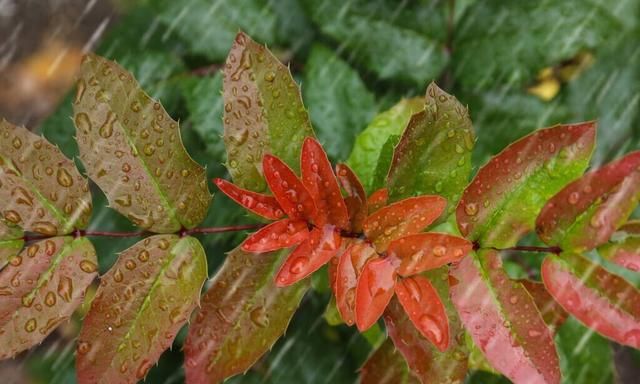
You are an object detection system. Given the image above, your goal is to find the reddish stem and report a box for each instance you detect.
[493,245,562,254]
[186,224,264,235]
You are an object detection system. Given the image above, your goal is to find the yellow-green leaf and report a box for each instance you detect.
[73,54,211,233]
[0,119,92,235]
[184,246,308,383]
[76,235,207,383]
[0,237,97,359]
[223,32,315,192]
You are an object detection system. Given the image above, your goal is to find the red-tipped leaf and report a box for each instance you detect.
[263,154,317,222]
[457,122,596,248]
[275,226,342,287]
[367,188,389,214]
[536,151,640,251]
[542,253,640,348]
[388,233,472,277]
[335,241,377,326]
[355,257,397,331]
[241,219,309,252]
[301,138,350,228]
[395,275,450,351]
[450,251,561,384]
[336,163,367,233]
[364,195,446,251]
[213,178,284,220]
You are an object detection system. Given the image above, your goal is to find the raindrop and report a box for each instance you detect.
[12,137,22,149]
[419,314,443,344]
[568,192,580,205]
[125,260,137,270]
[250,307,269,328]
[464,202,478,216]
[289,257,309,274]
[57,277,73,302]
[25,318,37,333]
[80,260,98,273]
[75,113,92,133]
[99,112,117,138]
[433,245,447,257]
[45,291,56,307]
[56,168,74,187]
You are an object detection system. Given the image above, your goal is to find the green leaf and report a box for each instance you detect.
[184,246,308,383]
[450,250,561,383]
[179,74,225,167]
[536,151,640,252]
[0,119,92,235]
[76,235,207,383]
[556,317,614,384]
[371,134,400,192]
[360,339,419,384]
[454,0,626,90]
[223,32,315,192]
[388,83,474,211]
[0,221,23,269]
[303,0,449,85]
[0,237,97,359]
[347,98,423,192]
[457,122,596,248]
[384,267,469,383]
[73,54,212,233]
[303,44,376,161]
[541,252,640,349]
[153,0,278,61]
[567,33,640,163]
[599,224,640,272]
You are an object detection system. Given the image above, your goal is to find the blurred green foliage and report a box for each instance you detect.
[30,0,640,382]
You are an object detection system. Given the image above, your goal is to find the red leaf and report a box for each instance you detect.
[241,219,309,252]
[536,151,640,251]
[213,178,284,220]
[336,163,367,233]
[275,226,342,287]
[355,257,397,331]
[364,195,446,251]
[384,291,468,383]
[599,237,640,272]
[457,121,596,248]
[395,275,449,351]
[301,138,350,229]
[520,280,568,329]
[542,253,640,348]
[360,339,419,384]
[450,251,561,384]
[335,241,377,326]
[367,188,389,214]
[388,233,472,277]
[263,154,317,222]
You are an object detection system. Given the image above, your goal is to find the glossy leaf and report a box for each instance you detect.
[536,151,640,251]
[388,233,472,277]
[542,252,640,348]
[360,339,419,384]
[223,32,314,192]
[367,188,389,214]
[263,154,317,222]
[275,226,342,287]
[384,275,469,384]
[336,241,377,326]
[0,220,23,269]
[301,138,349,228]
[213,178,284,220]
[241,219,309,253]
[388,83,475,210]
[450,250,561,384]
[336,163,367,233]
[364,195,446,251]
[395,275,449,351]
[457,122,596,248]
[599,234,640,272]
[73,54,211,233]
[77,235,207,383]
[348,98,424,192]
[184,246,308,383]
[520,280,568,329]
[303,45,376,161]
[0,237,97,359]
[0,119,92,235]
[355,257,397,331]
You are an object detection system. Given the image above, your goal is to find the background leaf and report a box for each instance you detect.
[76,235,207,383]
[303,44,376,161]
[0,237,97,359]
[73,54,211,233]
[184,246,309,383]
[360,339,418,384]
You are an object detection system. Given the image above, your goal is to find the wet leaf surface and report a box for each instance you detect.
[360,339,419,384]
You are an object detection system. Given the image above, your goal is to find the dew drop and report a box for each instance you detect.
[289,257,309,274]
[45,291,57,307]
[464,202,478,216]
[75,113,92,133]
[25,318,37,333]
[568,192,580,205]
[56,168,74,187]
